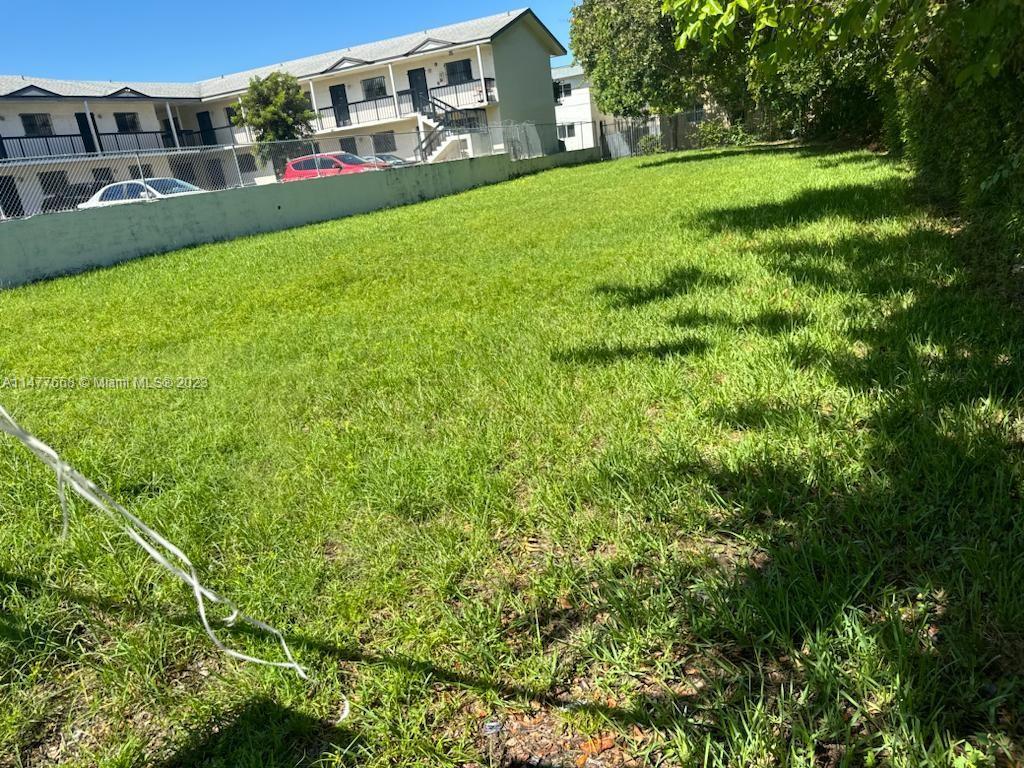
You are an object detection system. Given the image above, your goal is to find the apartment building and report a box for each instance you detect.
[551,64,610,151]
[0,8,565,218]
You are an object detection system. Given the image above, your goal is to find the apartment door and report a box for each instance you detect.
[0,176,24,218]
[408,68,429,112]
[196,111,216,145]
[74,112,98,153]
[329,85,350,126]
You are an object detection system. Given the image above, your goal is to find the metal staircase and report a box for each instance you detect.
[414,96,487,163]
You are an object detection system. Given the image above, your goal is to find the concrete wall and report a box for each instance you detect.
[0,147,600,288]
[491,19,560,155]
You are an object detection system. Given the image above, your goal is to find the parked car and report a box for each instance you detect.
[42,182,106,213]
[281,153,388,182]
[78,178,205,209]
[370,153,415,167]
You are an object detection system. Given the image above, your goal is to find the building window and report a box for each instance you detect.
[557,124,576,139]
[361,76,387,100]
[20,113,54,137]
[445,59,474,85]
[92,167,114,184]
[114,112,141,133]
[225,106,237,125]
[128,163,154,180]
[554,82,572,101]
[339,137,358,154]
[38,171,69,195]
[237,153,258,174]
[372,132,397,153]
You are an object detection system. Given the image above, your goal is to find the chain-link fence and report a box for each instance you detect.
[0,121,551,221]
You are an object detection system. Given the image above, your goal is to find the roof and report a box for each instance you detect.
[0,9,566,102]
[552,64,585,79]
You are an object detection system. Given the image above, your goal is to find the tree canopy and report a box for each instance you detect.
[570,0,740,117]
[233,72,316,144]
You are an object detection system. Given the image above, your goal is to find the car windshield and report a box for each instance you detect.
[146,178,201,196]
[331,153,368,165]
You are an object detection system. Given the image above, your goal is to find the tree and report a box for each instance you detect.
[232,72,316,144]
[570,0,747,118]
[663,0,1023,89]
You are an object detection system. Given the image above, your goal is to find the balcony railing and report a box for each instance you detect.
[315,92,421,132]
[98,131,169,152]
[429,78,497,110]
[0,134,90,159]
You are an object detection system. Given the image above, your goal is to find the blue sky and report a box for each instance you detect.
[2,2,575,82]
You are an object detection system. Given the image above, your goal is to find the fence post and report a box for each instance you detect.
[135,153,146,186]
[230,144,243,188]
[312,141,321,178]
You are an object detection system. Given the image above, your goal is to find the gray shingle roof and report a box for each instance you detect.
[552,64,585,79]
[0,9,564,101]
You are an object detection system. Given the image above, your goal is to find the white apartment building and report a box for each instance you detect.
[0,8,565,217]
[551,64,611,152]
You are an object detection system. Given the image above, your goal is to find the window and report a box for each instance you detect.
[445,59,473,85]
[237,153,258,174]
[361,76,387,100]
[333,153,367,165]
[372,131,397,153]
[38,171,69,195]
[99,184,126,202]
[292,158,318,171]
[557,124,576,140]
[92,167,114,184]
[339,137,358,154]
[122,182,147,200]
[225,106,237,125]
[128,164,154,180]
[147,178,201,195]
[114,112,141,133]
[554,81,572,100]
[20,113,53,137]
[315,156,340,170]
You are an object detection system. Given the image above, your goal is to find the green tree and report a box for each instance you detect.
[233,72,316,143]
[570,0,747,118]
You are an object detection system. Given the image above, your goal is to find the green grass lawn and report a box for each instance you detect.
[1,146,1023,767]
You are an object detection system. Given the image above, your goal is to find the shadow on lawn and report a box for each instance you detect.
[554,173,1024,756]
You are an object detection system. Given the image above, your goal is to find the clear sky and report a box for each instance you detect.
[1,2,575,83]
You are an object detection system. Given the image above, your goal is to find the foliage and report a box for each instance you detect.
[637,134,666,154]
[233,72,315,144]
[570,0,747,117]
[4,149,1023,764]
[694,118,755,147]
[663,0,1024,89]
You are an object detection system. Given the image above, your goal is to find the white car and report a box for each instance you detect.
[78,178,205,209]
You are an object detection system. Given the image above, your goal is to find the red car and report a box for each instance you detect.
[282,152,388,181]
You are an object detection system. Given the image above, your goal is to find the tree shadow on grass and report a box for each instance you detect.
[157,698,362,768]
[558,174,1024,756]
[595,266,735,309]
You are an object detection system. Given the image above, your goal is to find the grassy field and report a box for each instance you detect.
[1,146,1023,767]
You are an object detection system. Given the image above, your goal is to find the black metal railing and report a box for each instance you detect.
[0,134,90,159]
[429,78,497,109]
[98,131,168,152]
[414,97,488,161]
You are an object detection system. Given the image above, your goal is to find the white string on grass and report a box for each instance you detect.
[0,403,311,682]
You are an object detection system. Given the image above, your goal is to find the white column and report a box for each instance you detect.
[82,99,102,154]
[238,97,252,142]
[476,45,487,103]
[164,102,180,148]
[387,63,400,115]
[307,82,322,131]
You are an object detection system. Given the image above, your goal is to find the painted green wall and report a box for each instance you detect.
[491,18,562,154]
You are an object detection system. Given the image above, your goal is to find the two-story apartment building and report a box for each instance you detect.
[0,8,565,218]
[551,64,611,151]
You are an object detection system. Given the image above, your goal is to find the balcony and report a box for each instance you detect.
[315,92,418,132]
[430,78,497,110]
[0,134,90,160]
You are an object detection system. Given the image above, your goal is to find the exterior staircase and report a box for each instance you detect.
[415,97,487,163]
